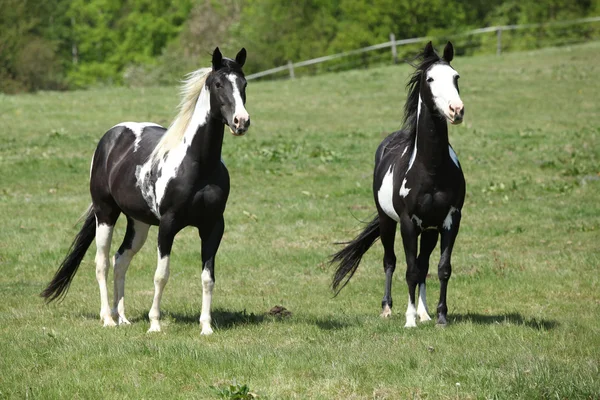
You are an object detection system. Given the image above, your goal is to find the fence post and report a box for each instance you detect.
[287,60,295,79]
[390,33,398,64]
[496,28,502,55]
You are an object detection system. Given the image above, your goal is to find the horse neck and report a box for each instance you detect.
[189,117,225,167]
[183,87,225,167]
[414,99,450,172]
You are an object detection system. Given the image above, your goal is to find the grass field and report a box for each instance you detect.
[1,42,599,399]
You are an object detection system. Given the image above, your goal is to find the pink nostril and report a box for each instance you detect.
[234,117,239,126]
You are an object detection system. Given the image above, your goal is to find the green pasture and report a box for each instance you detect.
[0,42,599,399]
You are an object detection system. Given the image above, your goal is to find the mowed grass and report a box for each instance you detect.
[0,42,599,399]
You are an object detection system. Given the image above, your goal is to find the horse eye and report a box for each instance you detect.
[426,77,434,83]
[215,82,222,89]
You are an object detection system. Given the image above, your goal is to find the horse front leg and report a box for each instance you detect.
[198,216,224,335]
[437,208,461,326]
[416,230,439,322]
[400,214,419,328]
[148,217,178,333]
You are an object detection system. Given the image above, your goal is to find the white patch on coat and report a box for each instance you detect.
[449,145,460,168]
[411,214,423,229]
[407,96,422,173]
[443,206,458,230]
[377,166,400,222]
[417,283,431,322]
[135,86,211,217]
[427,64,461,122]
[405,295,417,328]
[399,178,411,198]
[113,122,163,152]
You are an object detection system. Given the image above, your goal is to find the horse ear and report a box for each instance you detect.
[212,47,223,70]
[443,41,454,63]
[235,48,247,68]
[424,41,435,58]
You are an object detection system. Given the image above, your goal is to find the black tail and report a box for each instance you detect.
[330,216,380,295]
[41,206,96,302]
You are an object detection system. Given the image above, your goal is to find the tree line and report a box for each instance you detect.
[1,0,598,93]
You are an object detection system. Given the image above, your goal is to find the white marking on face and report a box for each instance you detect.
[227,74,249,123]
[443,206,458,230]
[405,295,417,328]
[427,64,462,122]
[113,122,163,152]
[449,145,460,168]
[377,166,400,222]
[135,86,211,217]
[399,178,411,198]
[417,283,431,322]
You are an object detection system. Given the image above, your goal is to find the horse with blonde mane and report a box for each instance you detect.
[41,48,250,335]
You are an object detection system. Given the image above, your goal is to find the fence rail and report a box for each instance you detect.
[246,16,600,81]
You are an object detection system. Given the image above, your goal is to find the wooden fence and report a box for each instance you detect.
[246,16,600,81]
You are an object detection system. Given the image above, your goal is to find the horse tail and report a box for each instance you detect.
[41,205,96,303]
[331,216,380,295]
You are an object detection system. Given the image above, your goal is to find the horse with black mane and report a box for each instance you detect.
[331,42,465,327]
[41,47,250,334]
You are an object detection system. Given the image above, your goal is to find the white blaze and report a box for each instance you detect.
[427,64,461,122]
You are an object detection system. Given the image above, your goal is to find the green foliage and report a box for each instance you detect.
[211,380,259,399]
[0,0,599,91]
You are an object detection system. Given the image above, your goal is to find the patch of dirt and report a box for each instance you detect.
[268,305,292,318]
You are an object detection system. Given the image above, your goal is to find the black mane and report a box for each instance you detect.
[401,49,445,134]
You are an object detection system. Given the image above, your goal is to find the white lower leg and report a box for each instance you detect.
[113,252,132,325]
[417,283,431,322]
[95,223,116,327]
[148,253,170,332]
[404,295,417,328]
[199,269,214,335]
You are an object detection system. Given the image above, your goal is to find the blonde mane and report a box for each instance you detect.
[150,67,212,165]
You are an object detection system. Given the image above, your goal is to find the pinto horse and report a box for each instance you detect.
[331,42,465,327]
[41,48,250,334]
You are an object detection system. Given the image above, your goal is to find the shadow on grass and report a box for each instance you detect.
[451,312,559,330]
[314,318,355,331]
[156,308,267,330]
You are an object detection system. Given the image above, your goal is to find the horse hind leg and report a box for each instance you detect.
[94,209,120,327]
[416,230,439,322]
[379,215,397,318]
[112,217,150,325]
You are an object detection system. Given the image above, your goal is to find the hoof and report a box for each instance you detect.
[404,321,417,328]
[419,312,432,322]
[102,317,117,327]
[200,322,214,335]
[380,305,392,318]
[118,317,131,326]
[147,321,161,333]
